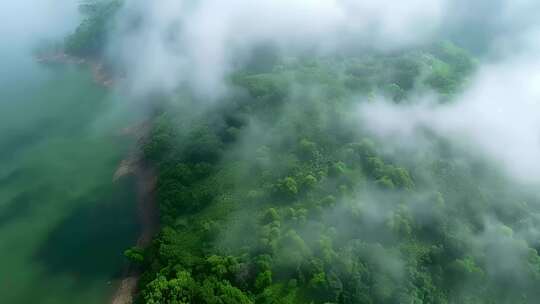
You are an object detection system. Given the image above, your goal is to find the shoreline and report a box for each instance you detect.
[35,52,115,88]
[111,123,158,304]
[36,52,157,304]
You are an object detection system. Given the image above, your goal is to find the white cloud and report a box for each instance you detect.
[110,0,446,98]
[358,34,540,184]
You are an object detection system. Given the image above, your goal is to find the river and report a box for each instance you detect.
[0,56,140,303]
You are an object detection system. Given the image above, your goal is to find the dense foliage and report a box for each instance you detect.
[62,5,540,302]
[122,44,540,304]
[64,0,122,57]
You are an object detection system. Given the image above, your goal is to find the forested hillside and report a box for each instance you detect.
[65,1,540,303]
[64,0,121,57]
[129,49,540,303]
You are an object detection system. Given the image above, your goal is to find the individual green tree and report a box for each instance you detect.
[255,270,273,291]
[143,272,197,304]
[124,246,144,264]
[198,278,253,304]
[262,208,280,224]
[276,177,298,197]
[298,138,318,160]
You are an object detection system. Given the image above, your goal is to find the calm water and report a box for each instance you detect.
[0,59,139,304]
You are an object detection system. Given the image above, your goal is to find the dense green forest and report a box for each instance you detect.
[66,2,540,303]
[131,49,540,304]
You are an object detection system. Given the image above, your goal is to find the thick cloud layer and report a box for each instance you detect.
[443,0,540,53]
[104,0,540,185]
[108,0,540,98]
[346,0,540,185]
[109,0,446,97]
[358,32,540,184]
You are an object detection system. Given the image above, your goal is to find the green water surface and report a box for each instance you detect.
[0,61,139,304]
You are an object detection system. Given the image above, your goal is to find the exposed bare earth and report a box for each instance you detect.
[113,159,137,182]
[111,123,158,304]
[111,162,157,304]
[36,52,115,87]
[111,277,138,304]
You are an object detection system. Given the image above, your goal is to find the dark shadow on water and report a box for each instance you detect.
[0,120,57,161]
[34,177,140,280]
[0,168,46,229]
[0,191,36,229]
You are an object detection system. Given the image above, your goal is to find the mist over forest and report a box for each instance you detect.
[3,0,540,303]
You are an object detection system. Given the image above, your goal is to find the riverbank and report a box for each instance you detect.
[0,61,140,304]
[35,53,156,304]
[111,123,158,304]
[36,52,115,87]
[111,164,157,304]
